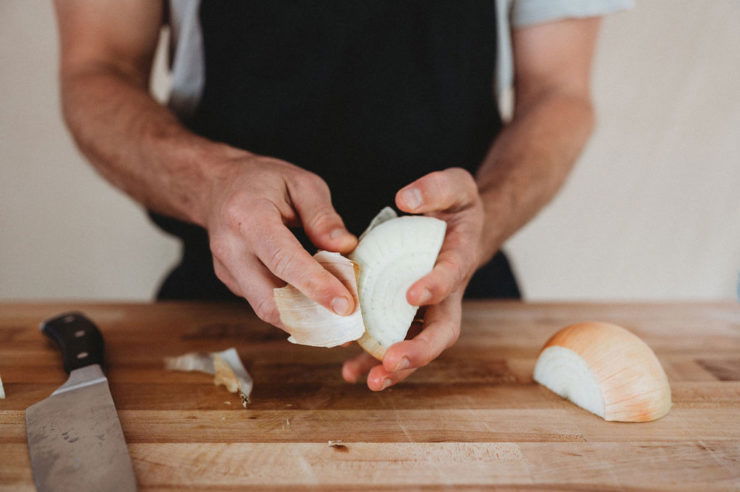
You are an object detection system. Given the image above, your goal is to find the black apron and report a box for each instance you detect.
[153,0,520,300]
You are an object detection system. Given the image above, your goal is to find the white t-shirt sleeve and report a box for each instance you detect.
[495,0,634,118]
[512,0,635,28]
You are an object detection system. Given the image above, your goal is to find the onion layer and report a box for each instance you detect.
[274,251,365,348]
[349,210,445,359]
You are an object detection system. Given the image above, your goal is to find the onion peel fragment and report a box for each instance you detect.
[274,251,365,348]
[165,348,253,407]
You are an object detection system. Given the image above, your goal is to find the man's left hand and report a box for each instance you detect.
[342,167,486,390]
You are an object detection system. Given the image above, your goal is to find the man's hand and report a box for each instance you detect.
[396,168,485,307]
[341,17,602,390]
[342,167,485,390]
[53,0,361,329]
[205,154,359,327]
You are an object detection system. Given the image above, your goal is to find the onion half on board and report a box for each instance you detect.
[534,322,672,422]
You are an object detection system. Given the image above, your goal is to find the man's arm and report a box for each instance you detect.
[54,0,358,323]
[55,0,212,223]
[476,17,599,262]
[343,18,601,390]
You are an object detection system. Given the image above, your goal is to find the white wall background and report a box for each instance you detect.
[1,0,738,301]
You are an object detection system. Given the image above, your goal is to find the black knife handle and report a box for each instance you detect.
[40,312,105,373]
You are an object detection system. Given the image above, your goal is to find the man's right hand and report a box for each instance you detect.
[53,0,357,328]
[203,153,358,327]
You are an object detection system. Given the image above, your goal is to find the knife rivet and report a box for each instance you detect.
[74,330,85,338]
[63,315,75,323]
[77,352,89,359]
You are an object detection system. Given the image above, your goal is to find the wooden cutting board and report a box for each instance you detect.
[1,301,738,490]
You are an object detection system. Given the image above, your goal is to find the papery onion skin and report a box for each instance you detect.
[535,322,672,422]
[274,251,365,348]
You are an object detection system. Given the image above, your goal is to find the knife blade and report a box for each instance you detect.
[25,312,137,492]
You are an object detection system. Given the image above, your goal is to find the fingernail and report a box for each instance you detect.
[415,288,432,305]
[402,188,422,210]
[381,378,393,390]
[394,357,410,372]
[332,296,352,316]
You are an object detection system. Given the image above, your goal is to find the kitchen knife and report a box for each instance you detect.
[25,312,137,492]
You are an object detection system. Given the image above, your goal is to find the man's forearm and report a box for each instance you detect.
[61,65,243,226]
[475,91,595,265]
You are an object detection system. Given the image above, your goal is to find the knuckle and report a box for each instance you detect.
[428,258,465,298]
[222,281,242,297]
[414,336,436,367]
[212,261,227,281]
[427,278,451,300]
[293,170,329,194]
[425,170,448,191]
[269,247,295,279]
[446,324,461,348]
[209,238,230,262]
[452,261,468,285]
[448,166,473,181]
[221,194,251,229]
[310,175,329,193]
[308,209,340,232]
[253,297,279,325]
[446,167,477,198]
[440,255,463,279]
[211,258,242,296]
[250,197,280,216]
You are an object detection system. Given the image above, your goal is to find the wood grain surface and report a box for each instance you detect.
[0,301,738,491]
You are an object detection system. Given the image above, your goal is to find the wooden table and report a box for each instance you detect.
[1,302,738,490]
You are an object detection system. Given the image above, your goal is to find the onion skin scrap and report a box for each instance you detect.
[534,322,672,422]
[274,251,365,348]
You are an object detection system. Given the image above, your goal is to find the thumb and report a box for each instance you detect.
[288,177,357,253]
[396,168,478,214]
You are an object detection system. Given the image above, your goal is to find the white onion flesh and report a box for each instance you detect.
[349,210,446,359]
[533,346,605,418]
[273,207,446,359]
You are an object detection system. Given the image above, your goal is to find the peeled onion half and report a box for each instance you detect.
[349,209,445,359]
[533,322,672,422]
[273,207,446,359]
